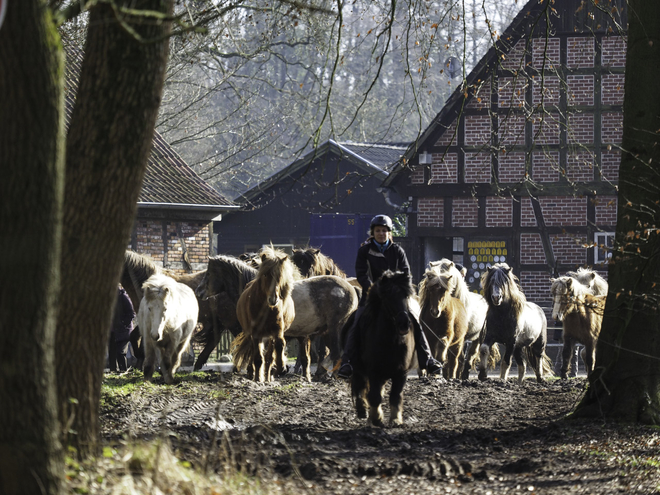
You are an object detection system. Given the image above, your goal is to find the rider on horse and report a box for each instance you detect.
[337,214,443,379]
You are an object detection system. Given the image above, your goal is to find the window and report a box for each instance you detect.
[452,237,464,266]
[594,232,614,264]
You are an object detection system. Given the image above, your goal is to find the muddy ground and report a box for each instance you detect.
[100,370,660,494]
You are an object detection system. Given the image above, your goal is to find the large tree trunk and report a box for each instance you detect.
[56,0,173,454]
[0,1,64,493]
[573,0,660,423]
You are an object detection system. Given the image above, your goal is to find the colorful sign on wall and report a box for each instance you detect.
[466,239,509,287]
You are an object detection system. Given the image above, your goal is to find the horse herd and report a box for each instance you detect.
[121,248,607,426]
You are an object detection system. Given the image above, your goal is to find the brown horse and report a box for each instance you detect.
[236,247,297,382]
[417,269,469,379]
[551,276,605,378]
[290,247,347,278]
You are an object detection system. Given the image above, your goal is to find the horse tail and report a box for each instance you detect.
[231,332,252,372]
[523,348,555,377]
[487,344,501,369]
[541,353,555,376]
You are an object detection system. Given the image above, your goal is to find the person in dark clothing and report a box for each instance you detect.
[337,214,443,379]
[108,285,135,372]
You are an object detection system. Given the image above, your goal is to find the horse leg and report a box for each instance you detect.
[253,338,265,382]
[274,333,287,378]
[301,337,312,382]
[478,342,491,381]
[367,377,386,427]
[583,343,596,376]
[130,326,144,370]
[513,346,526,383]
[560,338,576,379]
[461,340,479,380]
[447,340,464,379]
[143,337,156,381]
[500,344,514,381]
[351,372,369,420]
[389,374,407,426]
[159,341,176,385]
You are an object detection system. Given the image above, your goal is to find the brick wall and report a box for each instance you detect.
[567,113,594,144]
[601,36,627,67]
[520,233,546,263]
[520,271,553,309]
[418,197,444,227]
[567,37,595,68]
[531,113,560,145]
[521,197,587,227]
[499,151,526,182]
[501,40,528,71]
[465,78,491,110]
[532,75,560,106]
[602,112,623,145]
[452,197,479,227]
[464,115,492,146]
[566,151,596,182]
[465,152,492,183]
[430,153,458,183]
[135,220,164,262]
[486,197,513,227]
[532,37,560,69]
[498,76,528,108]
[532,151,560,182]
[594,195,617,224]
[435,121,458,146]
[499,113,526,147]
[550,233,588,264]
[567,75,594,106]
[410,166,425,185]
[602,73,625,106]
[600,150,620,181]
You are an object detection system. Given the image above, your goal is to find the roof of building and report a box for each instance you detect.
[63,43,235,210]
[240,139,407,202]
[383,0,627,188]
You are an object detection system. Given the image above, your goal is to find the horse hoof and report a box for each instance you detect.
[478,371,488,381]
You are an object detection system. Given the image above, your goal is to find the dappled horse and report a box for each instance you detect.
[478,263,551,383]
[236,247,297,382]
[193,254,258,370]
[348,270,417,427]
[427,259,492,378]
[138,274,199,384]
[551,276,605,378]
[417,269,468,379]
[232,274,358,381]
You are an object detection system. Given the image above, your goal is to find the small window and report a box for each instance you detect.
[594,232,614,264]
[452,237,464,267]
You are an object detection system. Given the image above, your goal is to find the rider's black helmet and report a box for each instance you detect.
[370,214,393,232]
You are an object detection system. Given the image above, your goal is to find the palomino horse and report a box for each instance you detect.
[427,259,492,378]
[478,263,552,383]
[551,276,605,378]
[236,247,297,382]
[417,269,468,379]
[138,274,199,384]
[347,270,418,427]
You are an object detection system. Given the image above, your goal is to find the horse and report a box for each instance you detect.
[566,267,608,296]
[239,252,262,268]
[231,274,358,381]
[121,250,213,369]
[138,273,199,384]
[550,276,606,378]
[290,247,347,278]
[478,263,552,383]
[193,254,258,370]
[417,269,469,379]
[346,270,418,427]
[236,247,297,382]
[427,259,494,378]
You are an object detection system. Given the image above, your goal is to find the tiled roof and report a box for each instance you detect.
[63,43,234,209]
[241,139,407,202]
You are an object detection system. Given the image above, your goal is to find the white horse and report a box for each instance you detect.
[428,259,490,378]
[138,273,199,384]
[566,267,608,296]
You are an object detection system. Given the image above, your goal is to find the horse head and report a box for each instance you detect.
[291,248,315,278]
[419,270,454,318]
[371,271,415,338]
[142,276,174,342]
[259,247,295,307]
[483,263,514,307]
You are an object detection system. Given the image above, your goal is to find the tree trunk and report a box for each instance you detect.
[573,0,660,423]
[56,0,173,455]
[0,1,64,493]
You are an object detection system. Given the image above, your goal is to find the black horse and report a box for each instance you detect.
[346,270,417,427]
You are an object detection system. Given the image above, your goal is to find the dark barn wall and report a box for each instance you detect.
[215,156,401,257]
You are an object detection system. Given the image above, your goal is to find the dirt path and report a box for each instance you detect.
[101,371,660,494]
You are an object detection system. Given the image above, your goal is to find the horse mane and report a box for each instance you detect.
[367,270,414,308]
[141,273,177,300]
[258,247,299,297]
[481,263,526,313]
[428,259,470,308]
[418,269,455,307]
[291,247,346,278]
[551,275,593,299]
[566,267,609,296]
[208,254,258,297]
[124,250,160,283]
